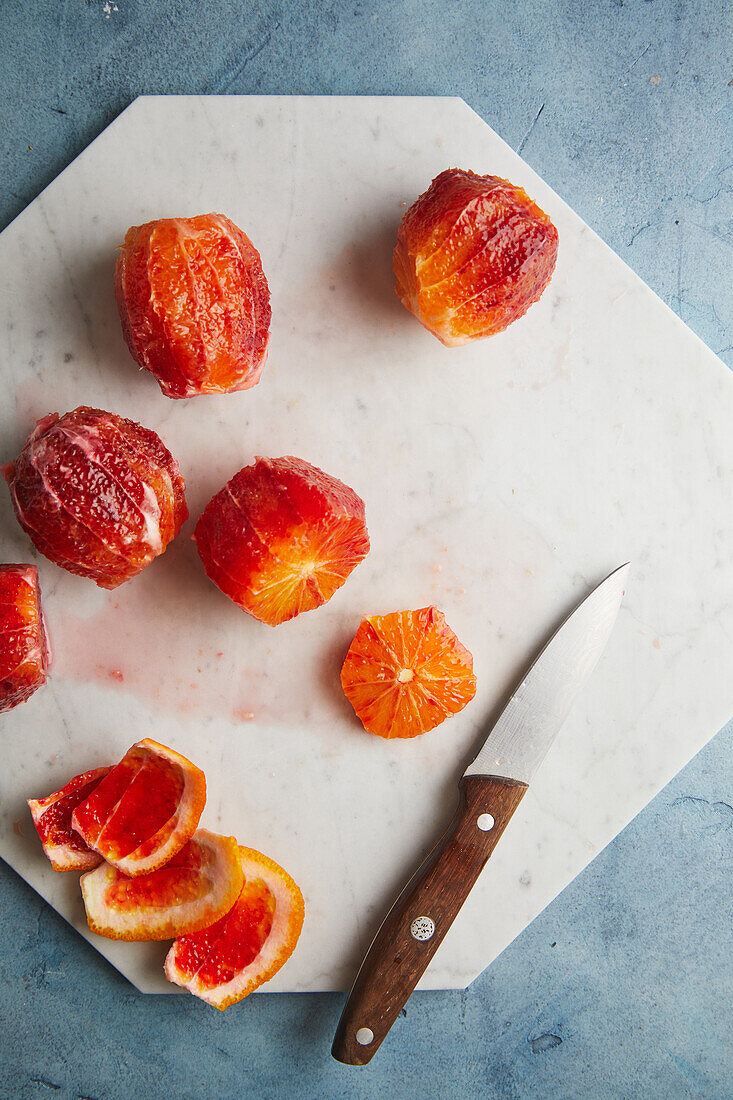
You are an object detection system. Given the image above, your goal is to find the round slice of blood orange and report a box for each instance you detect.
[341,606,477,738]
[28,766,111,872]
[80,830,243,942]
[164,846,304,1009]
[71,738,206,876]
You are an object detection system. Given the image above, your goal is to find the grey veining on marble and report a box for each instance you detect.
[0,95,731,996]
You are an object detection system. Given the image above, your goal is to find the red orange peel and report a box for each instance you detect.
[28,766,110,871]
[72,738,206,877]
[165,846,305,1009]
[80,829,243,942]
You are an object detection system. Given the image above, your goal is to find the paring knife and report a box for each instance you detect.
[332,563,629,1065]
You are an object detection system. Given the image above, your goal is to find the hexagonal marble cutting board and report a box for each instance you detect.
[0,96,731,994]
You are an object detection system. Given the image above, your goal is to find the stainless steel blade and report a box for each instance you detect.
[464,563,629,785]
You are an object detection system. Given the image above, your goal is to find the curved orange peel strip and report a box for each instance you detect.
[164,846,304,1009]
[72,738,206,877]
[28,766,111,872]
[80,829,243,942]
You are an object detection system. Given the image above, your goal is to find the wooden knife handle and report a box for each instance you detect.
[331,773,528,1065]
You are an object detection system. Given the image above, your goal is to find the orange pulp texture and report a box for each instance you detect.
[28,766,111,871]
[172,877,275,987]
[72,739,205,875]
[165,846,305,1009]
[81,830,244,942]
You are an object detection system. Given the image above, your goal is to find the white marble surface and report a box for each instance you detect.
[0,96,731,995]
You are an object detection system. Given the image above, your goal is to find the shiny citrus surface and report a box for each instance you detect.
[394,168,559,346]
[194,456,369,626]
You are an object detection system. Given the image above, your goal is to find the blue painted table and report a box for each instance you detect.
[1,2,731,1097]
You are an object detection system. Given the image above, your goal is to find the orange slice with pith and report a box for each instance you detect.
[28,766,111,871]
[72,739,206,876]
[341,606,477,738]
[80,829,243,942]
[164,846,304,1009]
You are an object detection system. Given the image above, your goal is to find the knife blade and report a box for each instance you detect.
[332,564,629,1066]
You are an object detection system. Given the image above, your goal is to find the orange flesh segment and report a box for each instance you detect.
[96,756,184,861]
[74,745,183,858]
[72,739,205,874]
[81,830,243,942]
[341,607,477,738]
[30,768,110,857]
[173,878,276,985]
[104,842,206,910]
[165,846,304,1007]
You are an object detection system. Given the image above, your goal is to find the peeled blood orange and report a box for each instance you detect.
[3,407,188,589]
[194,456,369,626]
[165,846,304,1009]
[72,739,206,876]
[0,564,49,713]
[115,213,271,398]
[81,830,243,942]
[394,168,559,346]
[341,606,477,738]
[28,766,111,871]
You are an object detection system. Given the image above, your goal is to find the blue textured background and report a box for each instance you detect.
[1,2,731,1097]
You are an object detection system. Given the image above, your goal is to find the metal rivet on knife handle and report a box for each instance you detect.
[410,916,435,941]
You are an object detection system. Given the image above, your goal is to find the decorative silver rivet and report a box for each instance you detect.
[410,916,435,941]
[477,813,495,831]
[356,1027,374,1046]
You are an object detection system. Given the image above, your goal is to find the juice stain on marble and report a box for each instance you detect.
[47,548,351,730]
[50,584,260,724]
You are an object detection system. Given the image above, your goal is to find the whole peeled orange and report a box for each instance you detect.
[115,213,271,398]
[3,407,188,589]
[393,168,559,346]
[341,607,477,738]
[194,456,369,626]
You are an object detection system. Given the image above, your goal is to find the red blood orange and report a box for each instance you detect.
[194,456,369,627]
[115,213,271,398]
[341,606,477,738]
[394,168,559,346]
[80,830,243,942]
[165,846,304,1008]
[72,739,206,876]
[2,407,188,589]
[0,564,49,712]
[28,766,111,871]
